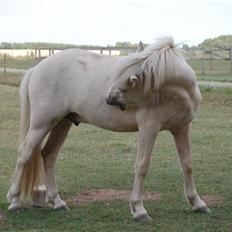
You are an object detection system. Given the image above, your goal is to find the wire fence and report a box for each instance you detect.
[186,48,232,75]
[0,47,232,78]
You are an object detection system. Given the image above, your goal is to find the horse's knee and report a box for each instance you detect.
[135,164,148,178]
[43,154,54,169]
[181,159,192,174]
[183,164,192,175]
[135,155,150,177]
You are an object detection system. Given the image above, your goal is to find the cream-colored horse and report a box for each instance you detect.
[7,37,210,222]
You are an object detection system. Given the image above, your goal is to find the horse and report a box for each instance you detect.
[7,36,210,222]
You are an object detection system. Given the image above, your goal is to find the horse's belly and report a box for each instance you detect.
[92,120,138,132]
[78,108,138,132]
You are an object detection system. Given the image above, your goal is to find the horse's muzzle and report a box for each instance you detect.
[106,97,126,111]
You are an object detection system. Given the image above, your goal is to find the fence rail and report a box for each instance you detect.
[0,47,232,77]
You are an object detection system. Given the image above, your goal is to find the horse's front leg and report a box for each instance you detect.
[130,120,159,222]
[172,125,210,213]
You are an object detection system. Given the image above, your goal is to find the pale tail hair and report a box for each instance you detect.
[18,68,45,197]
[117,36,185,92]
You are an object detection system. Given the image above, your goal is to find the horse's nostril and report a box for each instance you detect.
[106,97,113,105]
[106,96,117,105]
[112,96,116,102]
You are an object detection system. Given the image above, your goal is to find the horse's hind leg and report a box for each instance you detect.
[7,126,49,212]
[172,125,210,213]
[40,117,72,210]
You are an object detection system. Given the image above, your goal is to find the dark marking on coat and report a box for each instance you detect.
[77,59,88,69]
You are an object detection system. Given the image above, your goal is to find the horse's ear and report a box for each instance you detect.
[129,75,140,87]
[136,41,144,52]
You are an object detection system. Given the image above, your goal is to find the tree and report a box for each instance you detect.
[198,35,232,50]
[115,42,136,48]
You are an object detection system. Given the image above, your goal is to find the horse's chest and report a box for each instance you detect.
[158,91,197,131]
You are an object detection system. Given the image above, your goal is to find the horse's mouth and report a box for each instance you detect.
[106,98,126,111]
[118,103,126,111]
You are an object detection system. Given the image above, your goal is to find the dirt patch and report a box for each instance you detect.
[202,195,224,206]
[66,189,162,207]
[66,189,224,207]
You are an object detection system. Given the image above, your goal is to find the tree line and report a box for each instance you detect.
[0,35,231,50]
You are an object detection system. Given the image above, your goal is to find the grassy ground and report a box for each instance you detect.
[0,84,232,231]
[187,59,232,75]
[0,72,23,87]
[0,56,36,69]
[197,73,232,83]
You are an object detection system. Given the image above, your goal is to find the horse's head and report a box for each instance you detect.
[106,37,186,111]
[106,74,145,111]
[106,41,147,111]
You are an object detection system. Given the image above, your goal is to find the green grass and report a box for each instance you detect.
[188,58,232,75]
[197,73,232,83]
[0,85,232,231]
[0,56,36,69]
[0,72,23,87]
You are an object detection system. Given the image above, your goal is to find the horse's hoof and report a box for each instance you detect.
[194,206,211,214]
[54,203,70,211]
[133,214,152,223]
[11,207,24,214]
[8,204,24,214]
[55,206,70,211]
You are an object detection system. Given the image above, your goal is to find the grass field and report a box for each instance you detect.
[0,83,231,231]
[197,73,232,83]
[0,56,36,70]
[188,59,232,75]
[0,72,23,87]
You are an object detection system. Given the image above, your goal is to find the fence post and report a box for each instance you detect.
[201,49,205,75]
[34,49,37,64]
[4,54,7,78]
[230,48,232,74]
[210,51,213,71]
[38,49,41,60]
[27,51,29,68]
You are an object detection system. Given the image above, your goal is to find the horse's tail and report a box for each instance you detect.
[19,68,45,198]
[19,68,32,145]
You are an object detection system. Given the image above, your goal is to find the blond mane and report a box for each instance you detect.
[116,36,185,92]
